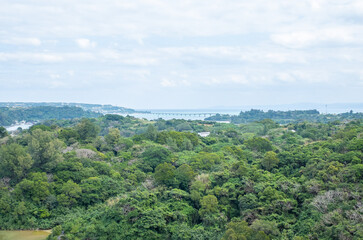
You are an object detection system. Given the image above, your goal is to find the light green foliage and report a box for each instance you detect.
[166,137,179,151]
[0,143,33,182]
[181,138,193,151]
[105,128,121,145]
[222,219,270,240]
[199,194,219,216]
[258,186,284,203]
[190,152,221,170]
[145,124,158,141]
[156,131,199,151]
[251,220,280,237]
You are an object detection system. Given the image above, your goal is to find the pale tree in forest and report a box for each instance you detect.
[261,151,279,171]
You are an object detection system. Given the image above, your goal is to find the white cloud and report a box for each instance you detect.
[271,27,361,48]
[67,70,74,76]
[0,52,63,62]
[48,80,66,88]
[75,38,96,49]
[122,57,158,66]
[99,49,158,66]
[0,52,96,63]
[276,73,296,83]
[160,78,190,87]
[0,0,363,107]
[2,37,41,46]
[50,74,60,79]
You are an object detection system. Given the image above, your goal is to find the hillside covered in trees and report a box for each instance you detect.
[0,115,362,240]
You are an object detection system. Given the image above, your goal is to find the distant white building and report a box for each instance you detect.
[198,132,210,137]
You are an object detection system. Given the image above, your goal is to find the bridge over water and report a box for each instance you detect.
[143,112,217,117]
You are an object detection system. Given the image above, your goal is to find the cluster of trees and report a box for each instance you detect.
[0,106,101,126]
[0,114,362,239]
[206,109,363,124]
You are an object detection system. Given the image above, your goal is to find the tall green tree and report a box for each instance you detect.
[175,164,195,190]
[154,163,176,186]
[145,125,158,141]
[261,151,279,171]
[28,129,63,171]
[0,143,33,182]
[105,128,121,145]
[142,146,171,170]
[75,119,99,142]
[57,180,82,207]
[0,126,8,138]
[15,172,50,203]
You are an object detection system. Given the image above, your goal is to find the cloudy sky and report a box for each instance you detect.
[0,0,362,109]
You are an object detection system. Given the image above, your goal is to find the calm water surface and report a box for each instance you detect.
[5,123,34,131]
[0,231,50,240]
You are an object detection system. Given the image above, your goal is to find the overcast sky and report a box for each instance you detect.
[0,0,362,109]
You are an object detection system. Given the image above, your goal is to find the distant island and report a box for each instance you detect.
[0,102,150,114]
[0,102,149,127]
[206,109,363,123]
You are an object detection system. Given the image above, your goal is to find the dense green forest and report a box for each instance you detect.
[206,109,363,124]
[0,106,101,126]
[0,114,362,239]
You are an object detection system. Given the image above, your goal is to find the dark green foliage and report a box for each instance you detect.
[0,143,33,182]
[175,164,195,190]
[58,127,80,145]
[28,129,64,171]
[75,119,100,142]
[245,137,273,152]
[0,126,8,138]
[142,146,171,171]
[154,163,176,186]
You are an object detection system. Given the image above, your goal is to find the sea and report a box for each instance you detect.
[121,109,241,121]
[4,104,363,131]
[126,104,363,121]
[5,122,34,131]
